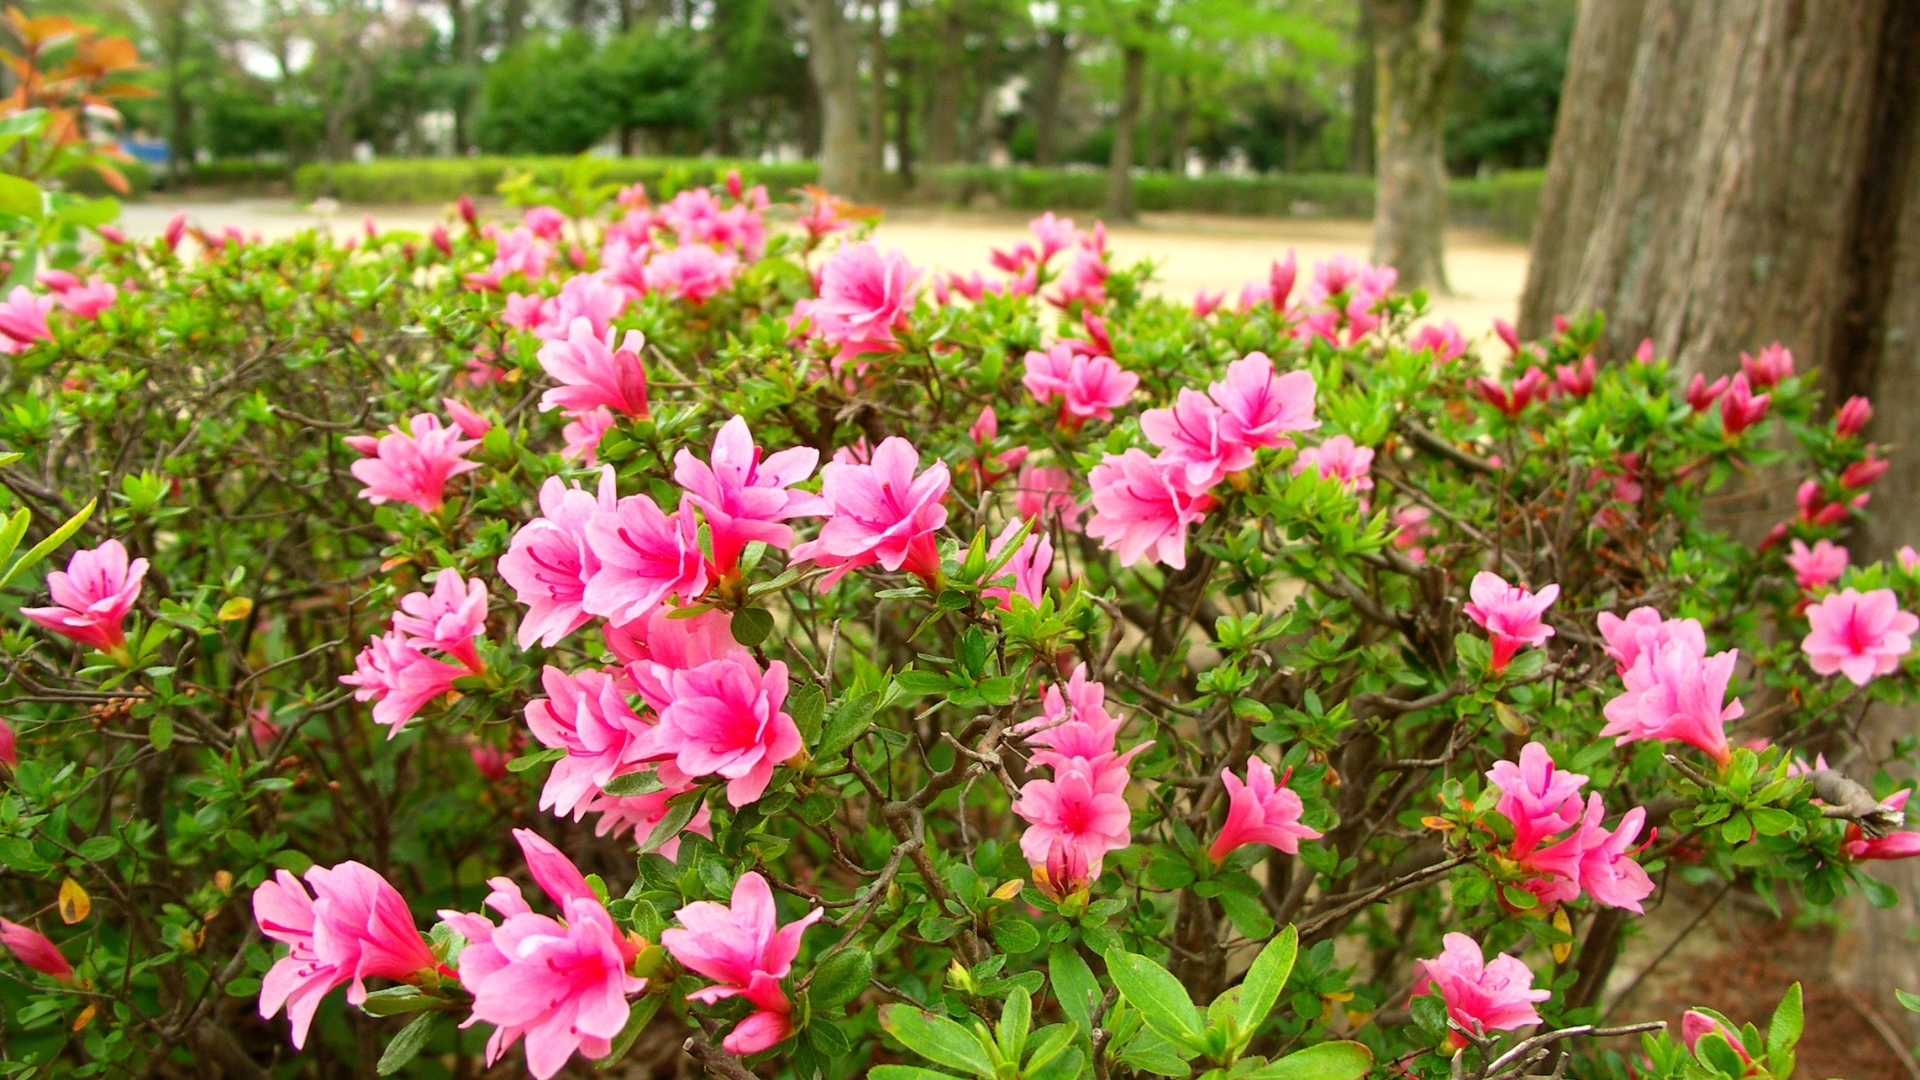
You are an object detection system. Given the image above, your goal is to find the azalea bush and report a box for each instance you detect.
[0,172,1914,1080]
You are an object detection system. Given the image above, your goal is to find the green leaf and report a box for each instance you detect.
[57,196,119,227]
[809,947,873,1011]
[790,684,826,744]
[0,509,31,568]
[1217,891,1274,941]
[879,1004,996,1079]
[601,770,665,797]
[870,1068,963,1080]
[731,606,775,647]
[1106,950,1205,1052]
[1750,807,1798,837]
[639,790,702,854]
[360,986,438,1016]
[810,1019,851,1055]
[1241,1041,1375,1080]
[1117,1030,1195,1075]
[1048,944,1100,1035]
[148,716,174,752]
[1766,982,1802,1076]
[993,917,1041,955]
[1235,926,1297,1038]
[998,986,1032,1064]
[818,690,880,759]
[595,993,663,1069]
[377,1012,441,1075]
[76,836,122,861]
[1695,1033,1746,1076]
[0,174,41,218]
[1897,989,1920,1014]
[1,498,95,590]
[1024,1023,1079,1076]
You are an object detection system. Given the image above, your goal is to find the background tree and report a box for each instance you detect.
[1367,0,1472,292]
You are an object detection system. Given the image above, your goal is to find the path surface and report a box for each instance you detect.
[118,197,1529,344]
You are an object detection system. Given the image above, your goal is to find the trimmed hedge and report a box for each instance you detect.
[293,156,819,204]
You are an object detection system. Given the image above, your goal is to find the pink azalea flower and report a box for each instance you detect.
[0,716,15,767]
[643,244,740,303]
[1685,373,1730,413]
[1022,343,1075,401]
[439,831,645,1080]
[562,407,616,463]
[1785,539,1848,591]
[1208,757,1321,861]
[1835,395,1872,436]
[638,655,801,806]
[1014,757,1134,887]
[55,278,117,319]
[537,318,651,419]
[523,205,567,240]
[1596,607,1705,677]
[1486,742,1586,854]
[1572,796,1655,912]
[1841,454,1888,490]
[578,779,714,856]
[1409,320,1467,362]
[1046,248,1108,308]
[1802,587,1918,686]
[789,436,950,589]
[1634,338,1656,363]
[1012,664,1121,759]
[0,919,71,983]
[1739,342,1793,388]
[1493,318,1520,355]
[1015,464,1083,532]
[348,414,481,513]
[1842,789,1920,860]
[661,871,822,1055]
[794,242,919,366]
[1900,546,1920,573]
[583,493,709,623]
[1462,572,1559,674]
[1415,933,1550,1044]
[1719,373,1771,435]
[499,468,618,648]
[1269,252,1297,311]
[1141,389,1251,492]
[1085,449,1215,569]
[339,630,469,736]
[1023,347,1138,427]
[674,415,828,577]
[525,666,654,817]
[1193,289,1225,317]
[0,285,53,351]
[603,604,746,675]
[253,863,434,1048]
[982,518,1052,610]
[392,570,489,669]
[1294,434,1376,494]
[599,235,652,296]
[442,397,492,439]
[1554,355,1597,397]
[22,539,147,653]
[1600,638,1742,764]
[533,273,630,340]
[1477,367,1550,416]
[1029,211,1079,262]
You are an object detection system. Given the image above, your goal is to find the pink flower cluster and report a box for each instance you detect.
[1085,352,1319,570]
[1462,572,1557,674]
[661,871,821,1054]
[1208,756,1320,862]
[792,241,919,369]
[1486,743,1654,912]
[22,539,147,655]
[340,570,490,736]
[1011,665,1150,899]
[1597,607,1739,764]
[347,410,483,513]
[0,286,54,353]
[1801,588,1916,687]
[1257,252,1397,346]
[1415,933,1550,1047]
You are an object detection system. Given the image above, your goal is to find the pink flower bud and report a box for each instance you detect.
[430,224,452,258]
[725,169,744,200]
[441,397,493,439]
[1900,546,1919,572]
[1268,251,1296,311]
[0,919,72,981]
[1739,342,1794,388]
[1634,337,1655,363]
[1551,314,1570,334]
[96,225,127,245]
[1686,373,1730,413]
[455,194,477,226]
[0,717,14,767]
[1493,318,1521,356]
[1835,395,1873,436]
[1841,455,1888,490]
[163,212,188,251]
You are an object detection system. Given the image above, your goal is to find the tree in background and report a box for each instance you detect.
[1367,0,1472,292]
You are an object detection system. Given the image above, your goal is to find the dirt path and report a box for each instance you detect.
[117,198,1528,344]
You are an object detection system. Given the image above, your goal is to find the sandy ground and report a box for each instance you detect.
[117,197,1529,343]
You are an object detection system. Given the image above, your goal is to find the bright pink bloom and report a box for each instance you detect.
[1014,757,1134,883]
[1193,289,1224,317]
[22,539,147,653]
[523,205,567,240]
[1842,789,1920,860]
[1786,539,1848,591]
[798,188,851,242]
[1486,742,1587,853]
[1269,252,1297,311]
[579,779,713,856]
[983,518,1052,610]
[1294,434,1375,495]
[1835,395,1873,436]
[1141,389,1250,492]
[562,407,616,463]
[1900,545,1920,573]
[1415,934,1549,1041]
[534,273,630,340]
[1012,665,1122,760]
[442,397,492,439]
[1015,464,1083,531]
[1555,355,1597,397]
[55,278,117,319]
[1047,248,1109,308]
[1681,1011,1754,1066]
[525,665,653,817]
[1208,757,1321,861]
[1029,212,1079,262]
[1686,373,1730,413]
[1085,449,1215,569]
[583,493,709,623]
[789,436,950,589]
[1596,608,1704,676]
[991,242,1037,273]
[1719,374,1771,435]
[1463,572,1558,674]
[1601,638,1741,764]
[340,630,468,736]
[1477,367,1550,416]
[393,570,489,669]
[662,871,822,1055]
[674,415,827,577]
[1739,342,1793,388]
[1572,795,1655,911]
[1841,454,1888,490]
[0,285,53,351]
[538,318,651,419]
[36,270,77,293]
[254,863,434,1048]
[1493,318,1521,355]
[794,242,919,365]
[349,414,481,512]
[1209,352,1319,449]
[1023,345,1138,426]
[639,656,801,806]
[439,831,644,1080]
[604,605,746,678]
[1634,338,1655,363]
[0,716,14,767]
[500,468,618,648]
[1410,320,1468,362]
[0,919,70,982]
[643,244,740,303]
[1802,587,1918,686]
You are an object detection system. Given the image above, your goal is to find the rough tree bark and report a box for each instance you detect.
[1104,37,1146,222]
[1347,0,1375,175]
[805,0,864,194]
[921,2,967,169]
[1033,27,1071,166]
[865,4,887,193]
[1367,0,1472,292]
[1520,0,1920,1031]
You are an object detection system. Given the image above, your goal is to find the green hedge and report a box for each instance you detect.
[293,157,819,204]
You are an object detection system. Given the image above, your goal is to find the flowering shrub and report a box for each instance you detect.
[0,176,1912,1079]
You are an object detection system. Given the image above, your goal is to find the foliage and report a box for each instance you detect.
[293,155,819,205]
[0,172,1913,1080]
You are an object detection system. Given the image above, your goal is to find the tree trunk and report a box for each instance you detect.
[1368,0,1472,292]
[805,0,863,194]
[1520,0,1920,1031]
[163,0,190,188]
[922,5,966,167]
[1104,39,1146,222]
[1034,27,1070,166]
[865,4,887,192]
[503,0,528,46]
[894,55,915,186]
[1168,72,1192,175]
[1348,0,1375,174]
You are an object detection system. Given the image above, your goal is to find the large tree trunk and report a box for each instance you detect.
[1033,27,1070,166]
[922,4,967,167]
[865,4,887,193]
[805,0,863,194]
[1522,0,1920,1032]
[1368,0,1472,292]
[1104,39,1146,222]
[1347,0,1375,174]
